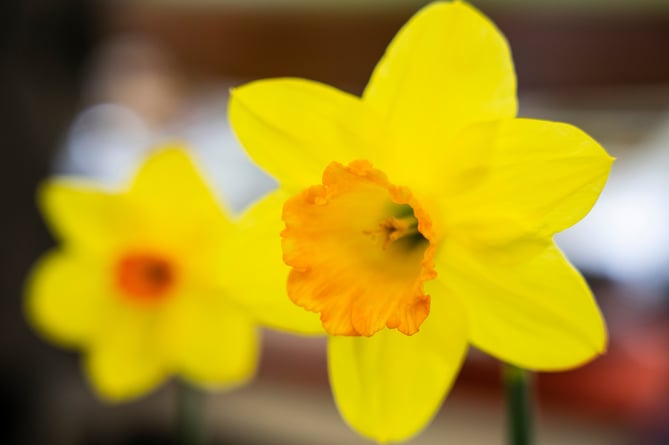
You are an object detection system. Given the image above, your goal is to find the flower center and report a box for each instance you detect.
[282,160,436,337]
[364,205,423,249]
[115,252,175,303]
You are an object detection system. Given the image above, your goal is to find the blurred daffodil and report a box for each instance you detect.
[230,1,612,442]
[27,147,260,401]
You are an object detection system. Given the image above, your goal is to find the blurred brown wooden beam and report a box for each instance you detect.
[105,5,669,93]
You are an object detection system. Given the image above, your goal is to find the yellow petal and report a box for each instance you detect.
[26,251,110,348]
[328,287,467,443]
[229,78,383,191]
[84,308,167,402]
[445,119,613,254]
[225,190,325,335]
[364,1,516,183]
[438,239,606,370]
[162,293,259,388]
[39,180,126,254]
[127,146,232,244]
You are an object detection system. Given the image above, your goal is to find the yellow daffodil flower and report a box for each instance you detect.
[26,147,261,401]
[229,1,613,443]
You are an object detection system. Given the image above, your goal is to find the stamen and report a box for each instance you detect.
[365,215,421,249]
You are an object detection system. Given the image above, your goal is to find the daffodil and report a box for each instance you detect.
[229,1,612,442]
[26,147,261,401]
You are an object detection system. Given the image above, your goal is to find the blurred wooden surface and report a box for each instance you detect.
[106,4,669,92]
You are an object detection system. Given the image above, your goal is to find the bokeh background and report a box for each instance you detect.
[3,0,669,444]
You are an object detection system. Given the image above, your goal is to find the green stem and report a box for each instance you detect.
[177,382,206,445]
[504,364,533,445]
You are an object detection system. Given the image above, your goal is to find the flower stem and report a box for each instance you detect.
[177,382,206,445]
[504,364,533,445]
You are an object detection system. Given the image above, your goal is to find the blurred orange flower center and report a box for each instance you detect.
[282,160,437,337]
[115,253,175,302]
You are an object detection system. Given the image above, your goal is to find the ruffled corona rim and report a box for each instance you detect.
[282,160,437,337]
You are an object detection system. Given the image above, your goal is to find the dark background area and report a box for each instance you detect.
[1,1,98,443]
